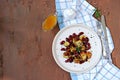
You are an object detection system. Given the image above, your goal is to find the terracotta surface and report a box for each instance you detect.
[0,0,120,80]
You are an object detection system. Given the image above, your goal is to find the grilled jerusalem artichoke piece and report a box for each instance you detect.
[63,41,70,47]
[86,51,92,59]
[80,52,87,61]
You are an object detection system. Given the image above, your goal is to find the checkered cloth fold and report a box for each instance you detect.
[55,0,120,80]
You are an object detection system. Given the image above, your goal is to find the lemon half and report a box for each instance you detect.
[42,14,57,31]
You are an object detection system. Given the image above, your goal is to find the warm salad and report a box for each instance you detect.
[60,32,92,64]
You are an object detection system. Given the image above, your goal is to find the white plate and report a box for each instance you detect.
[52,24,102,73]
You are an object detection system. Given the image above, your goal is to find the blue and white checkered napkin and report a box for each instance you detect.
[55,0,120,80]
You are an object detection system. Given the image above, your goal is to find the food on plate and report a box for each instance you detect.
[60,32,92,64]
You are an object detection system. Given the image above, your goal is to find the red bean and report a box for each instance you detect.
[80,60,85,64]
[85,43,91,50]
[60,40,65,45]
[73,33,77,36]
[66,38,70,42]
[78,32,84,36]
[65,57,73,63]
[69,35,73,39]
[61,48,66,51]
[86,37,89,42]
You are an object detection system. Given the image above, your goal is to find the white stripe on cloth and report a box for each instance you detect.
[55,0,120,80]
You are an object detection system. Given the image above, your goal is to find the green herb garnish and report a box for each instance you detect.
[94,9,101,18]
[76,46,81,53]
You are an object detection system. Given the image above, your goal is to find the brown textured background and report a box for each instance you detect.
[0,0,120,80]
